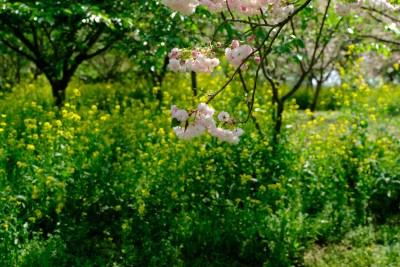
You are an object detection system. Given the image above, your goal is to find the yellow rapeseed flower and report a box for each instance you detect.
[27,144,35,150]
[73,89,81,97]
[35,210,43,219]
[56,203,64,213]
[138,204,145,215]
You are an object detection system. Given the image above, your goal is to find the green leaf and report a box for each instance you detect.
[293,38,305,48]
[171,118,181,127]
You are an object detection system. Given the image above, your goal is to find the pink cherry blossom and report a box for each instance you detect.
[240,64,248,71]
[167,58,182,72]
[198,103,215,116]
[168,48,181,59]
[162,0,199,15]
[246,34,255,42]
[170,103,244,144]
[232,40,240,48]
[226,44,253,68]
[174,109,189,122]
[218,111,230,123]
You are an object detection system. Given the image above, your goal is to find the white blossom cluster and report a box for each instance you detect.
[365,0,399,11]
[167,48,220,73]
[162,0,294,20]
[171,103,244,144]
[334,0,363,16]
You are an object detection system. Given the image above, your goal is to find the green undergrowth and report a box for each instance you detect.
[0,73,399,266]
[305,220,400,267]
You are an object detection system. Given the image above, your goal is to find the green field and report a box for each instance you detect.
[0,73,399,266]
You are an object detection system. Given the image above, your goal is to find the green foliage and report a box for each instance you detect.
[0,69,399,266]
[305,224,400,267]
[0,0,219,103]
[1,1,400,266]
[0,0,136,71]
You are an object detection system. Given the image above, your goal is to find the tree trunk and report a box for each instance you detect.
[50,79,69,106]
[156,87,163,103]
[33,67,42,81]
[191,71,197,96]
[310,80,322,112]
[16,56,21,83]
[273,101,285,145]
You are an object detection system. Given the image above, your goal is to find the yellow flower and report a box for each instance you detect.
[73,89,81,97]
[35,210,43,219]
[27,144,35,151]
[138,204,145,215]
[56,203,64,213]
[43,122,52,130]
[32,185,39,199]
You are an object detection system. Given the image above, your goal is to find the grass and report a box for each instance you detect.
[305,218,400,267]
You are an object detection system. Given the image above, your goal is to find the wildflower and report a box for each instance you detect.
[73,89,81,97]
[27,144,35,151]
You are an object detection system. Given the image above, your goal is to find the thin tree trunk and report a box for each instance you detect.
[16,56,21,83]
[155,55,170,107]
[310,80,322,112]
[191,71,197,96]
[273,101,284,145]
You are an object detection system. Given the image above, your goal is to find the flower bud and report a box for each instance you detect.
[240,64,249,71]
[246,34,255,42]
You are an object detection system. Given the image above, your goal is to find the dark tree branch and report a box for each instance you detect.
[360,35,400,46]
[1,38,37,64]
[362,6,400,23]
[310,0,331,65]
[4,22,42,59]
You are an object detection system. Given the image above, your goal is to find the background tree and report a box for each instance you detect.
[0,43,32,90]
[123,4,219,100]
[0,0,143,105]
[206,0,343,143]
